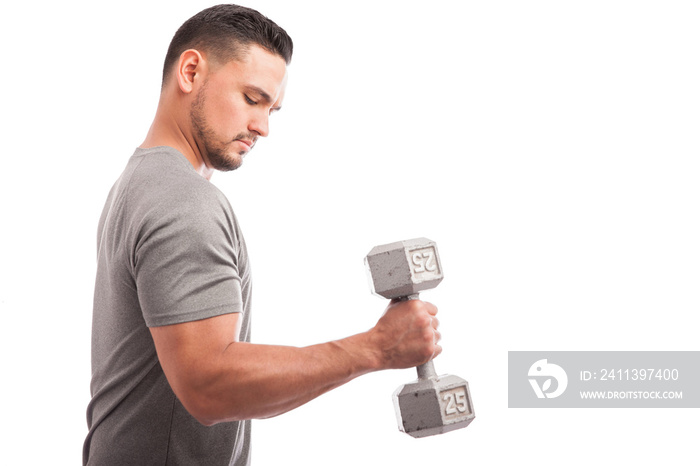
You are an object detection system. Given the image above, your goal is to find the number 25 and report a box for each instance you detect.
[444,391,468,415]
[412,250,437,274]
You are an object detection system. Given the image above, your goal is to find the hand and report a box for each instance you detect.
[370,299,442,370]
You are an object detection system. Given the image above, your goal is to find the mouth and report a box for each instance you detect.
[236,139,254,150]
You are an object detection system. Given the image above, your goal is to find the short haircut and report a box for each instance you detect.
[162,4,293,86]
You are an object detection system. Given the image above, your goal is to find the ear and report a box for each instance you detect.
[175,49,205,94]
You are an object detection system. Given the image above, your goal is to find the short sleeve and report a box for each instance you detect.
[131,187,243,327]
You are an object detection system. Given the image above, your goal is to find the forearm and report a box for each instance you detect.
[191,332,381,425]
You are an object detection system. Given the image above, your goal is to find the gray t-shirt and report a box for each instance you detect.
[84,146,252,465]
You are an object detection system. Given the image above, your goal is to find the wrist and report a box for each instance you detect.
[331,331,384,375]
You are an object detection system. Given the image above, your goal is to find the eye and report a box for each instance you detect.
[244,94,257,105]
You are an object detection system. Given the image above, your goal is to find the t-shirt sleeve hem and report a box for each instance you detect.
[145,303,243,328]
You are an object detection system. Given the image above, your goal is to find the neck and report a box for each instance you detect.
[140,97,215,181]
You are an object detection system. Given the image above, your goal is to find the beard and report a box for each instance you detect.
[190,81,249,172]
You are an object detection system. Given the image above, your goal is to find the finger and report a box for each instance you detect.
[434,329,442,344]
[423,301,438,316]
[433,344,443,358]
[431,316,440,330]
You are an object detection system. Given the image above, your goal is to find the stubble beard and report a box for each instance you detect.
[190,82,245,172]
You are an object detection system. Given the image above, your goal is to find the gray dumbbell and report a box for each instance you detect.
[365,238,475,438]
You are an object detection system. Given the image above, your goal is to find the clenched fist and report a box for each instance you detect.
[369,299,441,370]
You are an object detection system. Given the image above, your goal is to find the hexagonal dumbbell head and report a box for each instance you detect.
[365,238,443,299]
[394,375,475,438]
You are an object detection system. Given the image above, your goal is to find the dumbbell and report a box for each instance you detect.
[365,238,475,438]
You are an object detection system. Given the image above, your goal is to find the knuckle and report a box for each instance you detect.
[416,314,432,329]
[424,301,438,315]
[406,299,423,313]
[421,328,435,346]
[423,343,436,360]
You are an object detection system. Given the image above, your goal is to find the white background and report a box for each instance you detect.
[1,0,699,464]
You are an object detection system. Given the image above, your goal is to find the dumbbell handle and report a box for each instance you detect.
[402,293,438,380]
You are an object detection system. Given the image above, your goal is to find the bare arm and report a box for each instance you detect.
[150,299,441,426]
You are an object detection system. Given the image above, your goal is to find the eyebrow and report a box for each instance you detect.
[245,85,282,112]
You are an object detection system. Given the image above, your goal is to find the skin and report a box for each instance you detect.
[142,44,286,180]
[142,44,442,426]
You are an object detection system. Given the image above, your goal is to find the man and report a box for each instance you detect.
[84,5,441,465]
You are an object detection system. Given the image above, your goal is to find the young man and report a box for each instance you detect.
[84,5,441,465]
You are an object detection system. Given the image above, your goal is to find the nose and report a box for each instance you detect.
[248,112,269,138]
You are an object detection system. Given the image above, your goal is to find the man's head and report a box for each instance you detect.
[161,5,293,172]
[163,4,292,86]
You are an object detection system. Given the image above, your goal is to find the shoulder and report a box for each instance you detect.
[125,147,240,244]
[128,147,231,214]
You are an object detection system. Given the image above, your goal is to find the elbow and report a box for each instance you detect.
[194,415,219,428]
[189,399,218,426]
[177,387,250,426]
[165,360,275,424]
[177,393,216,426]
[167,367,242,425]
[180,391,228,426]
[168,379,222,426]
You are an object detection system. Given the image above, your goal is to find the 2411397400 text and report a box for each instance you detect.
[580,368,679,382]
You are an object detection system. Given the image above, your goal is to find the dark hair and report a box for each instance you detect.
[162,4,293,85]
